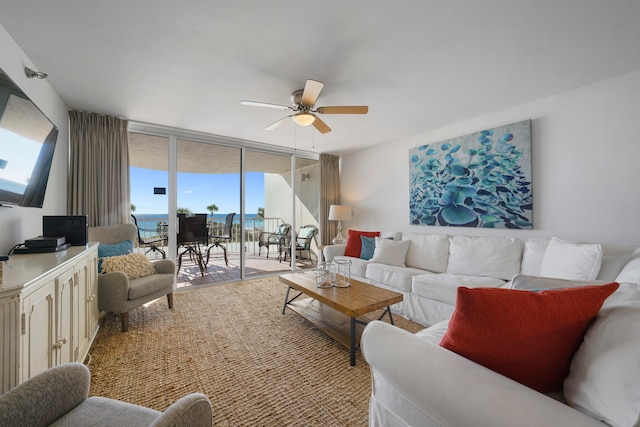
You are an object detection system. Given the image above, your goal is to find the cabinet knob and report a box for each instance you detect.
[61,337,67,344]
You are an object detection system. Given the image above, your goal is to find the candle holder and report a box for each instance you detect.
[331,259,351,288]
[314,262,332,288]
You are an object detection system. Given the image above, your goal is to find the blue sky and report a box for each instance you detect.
[130,167,264,215]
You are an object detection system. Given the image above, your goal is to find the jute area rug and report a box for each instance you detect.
[88,277,424,426]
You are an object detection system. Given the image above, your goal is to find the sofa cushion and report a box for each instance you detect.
[344,230,380,257]
[510,274,610,291]
[415,319,449,344]
[539,237,603,280]
[564,283,640,427]
[371,237,411,267]
[439,283,619,393]
[520,238,549,276]
[412,273,506,305]
[403,233,450,273]
[446,236,522,280]
[334,255,369,278]
[365,263,429,292]
[616,246,640,284]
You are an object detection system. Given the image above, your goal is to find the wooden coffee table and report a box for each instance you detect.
[280,272,403,366]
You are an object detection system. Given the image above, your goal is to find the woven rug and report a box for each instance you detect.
[88,277,424,426]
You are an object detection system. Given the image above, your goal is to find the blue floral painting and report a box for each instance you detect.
[409,119,532,229]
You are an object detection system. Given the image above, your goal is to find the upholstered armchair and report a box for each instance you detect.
[89,223,176,332]
[0,362,213,427]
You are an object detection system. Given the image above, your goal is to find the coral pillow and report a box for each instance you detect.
[439,283,619,393]
[343,230,380,257]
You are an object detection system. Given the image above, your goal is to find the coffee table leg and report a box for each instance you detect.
[350,317,357,366]
[282,286,291,314]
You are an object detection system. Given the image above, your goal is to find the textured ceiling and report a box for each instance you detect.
[2,1,640,156]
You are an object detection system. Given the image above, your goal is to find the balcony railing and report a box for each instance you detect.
[134,215,286,255]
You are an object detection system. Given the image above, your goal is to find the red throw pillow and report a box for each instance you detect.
[343,230,380,257]
[439,282,619,393]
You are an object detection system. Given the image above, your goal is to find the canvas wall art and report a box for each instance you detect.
[409,119,532,229]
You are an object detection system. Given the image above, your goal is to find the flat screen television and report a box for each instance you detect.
[0,67,58,208]
[43,215,88,246]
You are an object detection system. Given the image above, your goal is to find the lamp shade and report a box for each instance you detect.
[328,205,351,221]
[292,113,316,127]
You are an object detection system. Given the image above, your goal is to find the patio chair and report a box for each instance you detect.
[279,225,318,264]
[177,213,208,276]
[206,212,235,267]
[258,223,291,258]
[131,214,166,259]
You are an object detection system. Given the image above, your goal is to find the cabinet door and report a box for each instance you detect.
[55,267,74,365]
[22,281,55,381]
[76,251,98,362]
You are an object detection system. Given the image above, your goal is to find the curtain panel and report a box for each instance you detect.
[319,153,341,248]
[68,111,130,227]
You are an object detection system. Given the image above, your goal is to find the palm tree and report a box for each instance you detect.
[177,207,191,214]
[207,204,219,217]
[131,204,136,212]
[257,207,264,218]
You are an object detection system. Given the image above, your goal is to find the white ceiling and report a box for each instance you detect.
[2,1,640,156]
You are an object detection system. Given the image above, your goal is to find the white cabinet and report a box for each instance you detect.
[0,244,99,394]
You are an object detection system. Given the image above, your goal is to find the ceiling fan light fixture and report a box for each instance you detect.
[292,113,316,127]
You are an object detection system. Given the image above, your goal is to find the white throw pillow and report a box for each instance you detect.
[564,283,640,427]
[446,236,522,280]
[539,237,603,280]
[616,246,640,285]
[404,233,450,273]
[371,237,411,267]
[519,239,550,276]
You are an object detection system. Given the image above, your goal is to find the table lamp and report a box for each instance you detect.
[328,205,351,244]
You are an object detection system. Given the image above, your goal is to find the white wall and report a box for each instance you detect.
[0,25,69,254]
[341,68,640,254]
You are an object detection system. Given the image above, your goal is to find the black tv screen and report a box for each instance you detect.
[0,67,58,208]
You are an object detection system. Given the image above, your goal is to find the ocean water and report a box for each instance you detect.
[134,213,262,227]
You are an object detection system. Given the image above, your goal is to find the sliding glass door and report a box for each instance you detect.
[128,124,319,287]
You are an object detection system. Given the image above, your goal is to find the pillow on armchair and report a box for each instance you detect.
[101,253,156,280]
[98,240,133,272]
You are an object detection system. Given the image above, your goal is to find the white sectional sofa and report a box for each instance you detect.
[323,232,625,326]
[322,231,640,427]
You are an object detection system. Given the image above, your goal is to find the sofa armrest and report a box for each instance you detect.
[98,271,130,312]
[0,362,90,426]
[361,321,605,427]
[153,259,176,275]
[151,393,213,427]
[322,244,346,263]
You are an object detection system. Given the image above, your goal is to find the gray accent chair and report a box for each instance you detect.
[89,223,176,332]
[0,362,213,427]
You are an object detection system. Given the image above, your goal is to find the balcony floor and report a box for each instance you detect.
[139,246,317,289]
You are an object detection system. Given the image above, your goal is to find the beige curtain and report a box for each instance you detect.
[68,111,130,227]
[319,153,341,247]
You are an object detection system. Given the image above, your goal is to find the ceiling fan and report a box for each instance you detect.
[240,79,368,134]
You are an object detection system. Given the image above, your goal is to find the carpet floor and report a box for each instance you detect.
[87,277,424,426]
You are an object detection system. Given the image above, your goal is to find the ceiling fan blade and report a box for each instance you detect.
[264,115,292,131]
[240,100,292,111]
[301,80,324,106]
[311,116,331,134]
[316,106,369,114]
